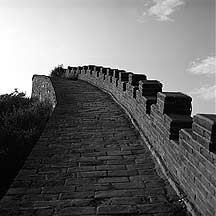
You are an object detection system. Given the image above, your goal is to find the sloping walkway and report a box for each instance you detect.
[0,78,185,216]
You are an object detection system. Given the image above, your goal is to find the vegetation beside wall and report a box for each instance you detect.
[50,65,78,80]
[0,90,51,198]
[50,64,65,77]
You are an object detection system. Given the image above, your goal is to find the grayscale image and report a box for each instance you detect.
[0,0,215,216]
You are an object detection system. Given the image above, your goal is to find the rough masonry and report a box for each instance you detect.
[0,77,186,215]
[0,63,215,216]
[69,65,216,216]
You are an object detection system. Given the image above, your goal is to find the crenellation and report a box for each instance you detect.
[129,74,147,86]
[71,67,78,76]
[125,82,135,98]
[192,114,216,152]
[113,69,120,78]
[132,86,139,98]
[29,65,216,216]
[95,67,100,77]
[156,92,192,115]
[83,66,88,74]
[86,65,95,75]
[77,64,216,216]
[65,68,70,78]
[119,70,129,82]
[65,67,77,80]
[136,91,156,114]
[100,67,107,75]
[95,67,103,78]
[108,68,114,77]
[87,65,95,71]
[163,114,192,140]
[138,80,162,100]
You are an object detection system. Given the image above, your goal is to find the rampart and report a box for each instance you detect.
[31,66,216,216]
[49,65,216,216]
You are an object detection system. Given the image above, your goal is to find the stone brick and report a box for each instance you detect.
[98,177,129,183]
[106,150,132,156]
[42,186,76,194]
[95,189,145,198]
[77,171,107,178]
[108,169,137,177]
[97,205,137,215]
[0,73,197,215]
[97,155,122,160]
[60,192,94,200]
[57,207,95,215]
[96,164,125,170]
[112,182,145,190]
[137,203,171,214]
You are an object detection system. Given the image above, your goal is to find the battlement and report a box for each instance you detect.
[31,66,216,216]
[56,65,216,216]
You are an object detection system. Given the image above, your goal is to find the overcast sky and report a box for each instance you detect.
[0,0,215,115]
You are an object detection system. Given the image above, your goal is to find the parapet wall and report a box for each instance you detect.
[63,65,216,216]
[32,75,57,110]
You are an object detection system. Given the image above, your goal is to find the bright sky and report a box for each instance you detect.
[0,0,215,115]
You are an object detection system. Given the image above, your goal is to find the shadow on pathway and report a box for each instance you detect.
[0,77,188,216]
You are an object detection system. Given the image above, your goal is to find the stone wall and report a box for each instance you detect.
[64,65,216,216]
[32,75,57,110]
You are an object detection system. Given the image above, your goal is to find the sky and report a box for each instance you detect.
[0,0,215,115]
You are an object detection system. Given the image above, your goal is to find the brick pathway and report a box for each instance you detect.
[0,78,186,215]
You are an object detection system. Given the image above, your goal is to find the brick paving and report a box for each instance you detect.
[0,78,186,215]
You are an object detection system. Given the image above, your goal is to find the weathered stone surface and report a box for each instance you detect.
[32,75,57,110]
[0,78,186,215]
[79,65,216,216]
